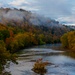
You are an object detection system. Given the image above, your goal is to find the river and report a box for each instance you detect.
[6,44,75,75]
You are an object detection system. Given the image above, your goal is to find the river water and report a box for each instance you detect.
[6,44,75,75]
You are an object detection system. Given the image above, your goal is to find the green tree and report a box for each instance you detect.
[0,40,17,74]
[0,30,10,41]
[0,40,10,73]
[61,33,68,48]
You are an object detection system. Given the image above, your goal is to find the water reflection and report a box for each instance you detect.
[64,52,75,59]
[6,44,75,75]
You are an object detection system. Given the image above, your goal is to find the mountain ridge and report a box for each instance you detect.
[0,7,63,28]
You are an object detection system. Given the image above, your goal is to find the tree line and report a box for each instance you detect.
[0,22,69,74]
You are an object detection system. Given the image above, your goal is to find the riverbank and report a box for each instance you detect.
[50,43,75,52]
[6,44,75,75]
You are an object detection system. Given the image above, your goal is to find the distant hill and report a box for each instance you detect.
[0,8,65,27]
[0,8,71,36]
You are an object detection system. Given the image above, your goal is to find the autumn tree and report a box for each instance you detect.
[61,31,75,50]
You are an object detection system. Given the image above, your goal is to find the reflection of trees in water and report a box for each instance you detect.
[1,72,11,75]
[64,51,75,59]
[33,68,46,75]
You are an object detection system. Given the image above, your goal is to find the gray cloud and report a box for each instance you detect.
[32,0,72,18]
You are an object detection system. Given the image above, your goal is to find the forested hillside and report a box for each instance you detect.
[0,8,70,28]
[0,20,70,74]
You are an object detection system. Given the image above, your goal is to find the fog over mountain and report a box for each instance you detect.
[0,8,63,28]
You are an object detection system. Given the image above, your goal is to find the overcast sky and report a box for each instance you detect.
[0,0,75,25]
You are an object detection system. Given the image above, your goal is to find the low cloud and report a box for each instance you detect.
[57,16,75,25]
[20,6,39,11]
[1,0,75,25]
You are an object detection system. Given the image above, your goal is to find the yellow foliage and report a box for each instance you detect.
[61,31,75,50]
[32,58,49,74]
[0,23,7,30]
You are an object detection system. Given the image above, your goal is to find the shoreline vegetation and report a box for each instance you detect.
[0,23,61,74]
[61,31,75,51]
[32,58,54,75]
[0,22,75,74]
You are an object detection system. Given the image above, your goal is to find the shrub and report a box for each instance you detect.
[32,58,49,75]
